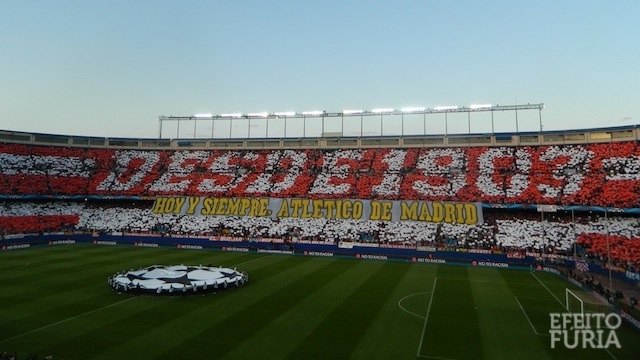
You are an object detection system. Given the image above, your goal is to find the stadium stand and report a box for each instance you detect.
[1,138,640,274]
[1,142,640,207]
[2,201,639,272]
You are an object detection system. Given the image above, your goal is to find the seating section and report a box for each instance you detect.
[1,142,640,207]
[1,141,640,272]
[577,233,640,271]
[1,202,639,272]
[0,214,78,234]
[0,202,83,234]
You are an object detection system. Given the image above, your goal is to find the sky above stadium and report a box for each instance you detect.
[0,0,638,139]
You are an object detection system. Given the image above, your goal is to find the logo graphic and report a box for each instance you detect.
[109,264,248,295]
[549,312,621,349]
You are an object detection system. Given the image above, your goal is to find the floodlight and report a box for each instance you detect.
[275,111,296,117]
[342,109,364,115]
[247,112,269,118]
[194,113,213,118]
[220,113,243,118]
[433,106,458,111]
[469,104,492,110]
[302,111,324,116]
[401,107,426,113]
[371,108,394,114]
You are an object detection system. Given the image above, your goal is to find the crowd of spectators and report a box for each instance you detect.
[1,141,640,272]
[2,141,640,207]
[2,201,639,272]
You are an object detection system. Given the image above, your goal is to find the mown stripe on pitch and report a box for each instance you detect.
[0,246,212,305]
[0,247,104,279]
[469,268,546,360]
[71,255,311,359]
[0,255,137,292]
[148,258,359,360]
[417,265,484,359]
[0,247,259,341]
[0,246,159,285]
[284,261,410,360]
[2,255,304,359]
[0,286,135,341]
[0,245,247,282]
[348,263,439,360]
[4,296,186,358]
[220,260,390,360]
[99,255,326,360]
[1,246,243,293]
[0,248,182,338]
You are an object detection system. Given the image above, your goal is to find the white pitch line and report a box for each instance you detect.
[435,277,533,286]
[515,296,543,336]
[417,355,460,360]
[397,292,431,320]
[0,296,137,343]
[516,296,559,302]
[416,277,438,357]
[529,272,618,360]
[530,271,565,310]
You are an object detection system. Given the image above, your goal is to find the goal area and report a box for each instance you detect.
[565,288,612,314]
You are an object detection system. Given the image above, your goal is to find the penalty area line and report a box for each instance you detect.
[515,296,547,336]
[529,271,565,310]
[0,297,137,343]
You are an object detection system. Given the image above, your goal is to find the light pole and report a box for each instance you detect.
[539,107,543,133]
[541,209,545,266]
[445,112,448,136]
[605,210,613,293]
[423,113,426,135]
[572,209,577,259]
[491,110,495,134]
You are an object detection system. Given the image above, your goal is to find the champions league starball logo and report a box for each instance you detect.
[549,312,621,349]
[108,265,248,295]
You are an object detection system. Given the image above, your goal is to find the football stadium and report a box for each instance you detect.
[1,105,640,360]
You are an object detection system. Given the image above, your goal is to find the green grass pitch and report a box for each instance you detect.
[0,245,638,360]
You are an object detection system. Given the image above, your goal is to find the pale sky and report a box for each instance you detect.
[0,0,638,139]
